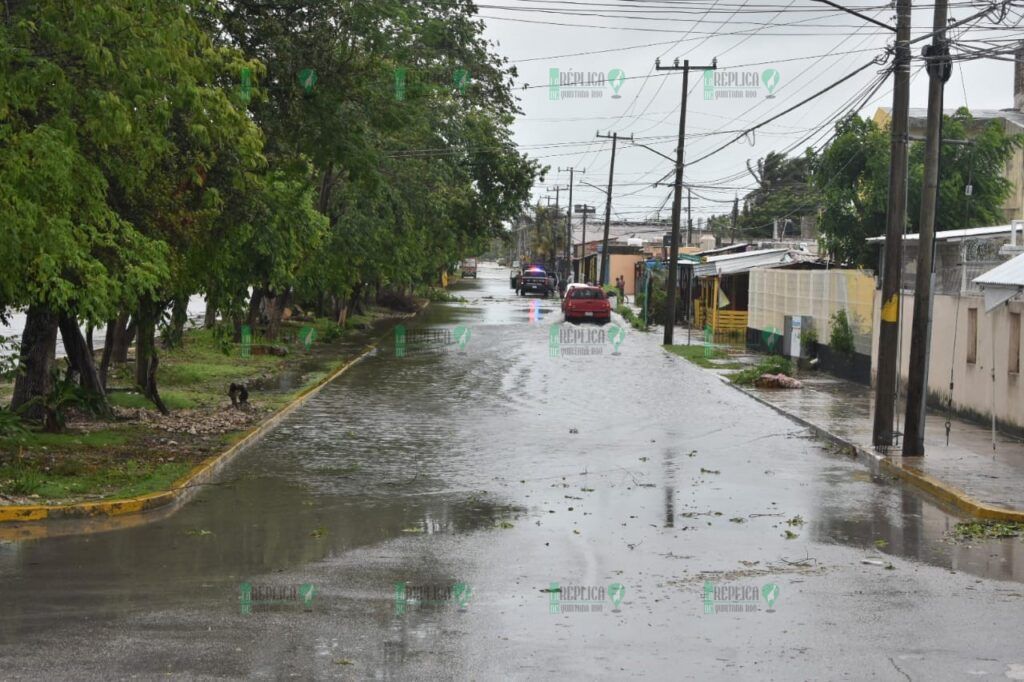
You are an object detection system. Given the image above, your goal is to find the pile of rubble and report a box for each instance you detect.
[112,403,267,435]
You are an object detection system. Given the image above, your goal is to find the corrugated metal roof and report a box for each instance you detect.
[694,249,792,277]
[866,223,1022,243]
[974,250,1024,287]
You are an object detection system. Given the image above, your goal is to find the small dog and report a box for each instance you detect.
[228,382,249,408]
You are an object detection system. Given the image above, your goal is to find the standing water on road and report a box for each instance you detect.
[2,264,1023,680]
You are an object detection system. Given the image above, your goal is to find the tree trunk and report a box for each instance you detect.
[204,297,217,328]
[58,313,106,402]
[247,287,265,329]
[111,313,133,364]
[349,284,364,317]
[99,318,116,389]
[10,305,59,420]
[86,324,94,355]
[263,288,292,342]
[134,302,169,415]
[163,297,188,348]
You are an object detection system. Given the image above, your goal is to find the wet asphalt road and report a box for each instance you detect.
[2,262,1024,681]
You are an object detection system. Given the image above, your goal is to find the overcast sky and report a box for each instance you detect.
[478,0,1022,229]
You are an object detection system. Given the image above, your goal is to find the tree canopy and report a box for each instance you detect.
[1,0,540,425]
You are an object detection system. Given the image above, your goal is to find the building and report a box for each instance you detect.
[693,247,824,339]
[748,267,876,381]
[867,222,1024,432]
[873,46,1024,223]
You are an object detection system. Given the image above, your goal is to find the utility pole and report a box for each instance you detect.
[903,0,951,456]
[574,203,596,283]
[871,0,910,448]
[596,131,633,286]
[559,167,583,282]
[686,187,693,246]
[656,57,717,346]
[731,195,739,245]
[548,184,569,273]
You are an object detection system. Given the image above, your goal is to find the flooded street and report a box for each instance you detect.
[2,263,1023,680]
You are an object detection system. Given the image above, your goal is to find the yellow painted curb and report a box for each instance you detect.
[0,309,423,530]
[664,347,1024,522]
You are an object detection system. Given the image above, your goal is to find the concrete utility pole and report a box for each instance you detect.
[903,0,951,456]
[656,57,717,346]
[871,0,910,448]
[574,203,596,283]
[596,131,633,286]
[559,167,583,282]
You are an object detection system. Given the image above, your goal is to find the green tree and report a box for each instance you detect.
[814,114,890,264]
[739,149,818,238]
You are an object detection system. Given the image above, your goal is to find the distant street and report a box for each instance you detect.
[1,263,1023,680]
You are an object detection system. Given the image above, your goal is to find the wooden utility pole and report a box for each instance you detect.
[903,0,951,456]
[656,57,717,346]
[872,0,910,448]
[686,187,693,246]
[548,184,569,271]
[559,167,583,282]
[574,203,596,283]
[596,131,632,286]
[731,195,739,244]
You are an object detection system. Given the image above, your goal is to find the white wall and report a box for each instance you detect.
[871,291,1024,429]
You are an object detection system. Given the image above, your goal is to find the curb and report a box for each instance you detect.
[666,348,1024,523]
[0,312,419,527]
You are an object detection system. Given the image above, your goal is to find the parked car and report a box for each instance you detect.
[518,267,551,297]
[460,258,478,278]
[561,283,589,311]
[563,285,611,324]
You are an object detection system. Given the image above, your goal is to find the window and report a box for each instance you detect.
[967,308,978,364]
[1010,312,1021,374]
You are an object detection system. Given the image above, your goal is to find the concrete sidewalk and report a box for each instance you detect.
[672,338,1024,519]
